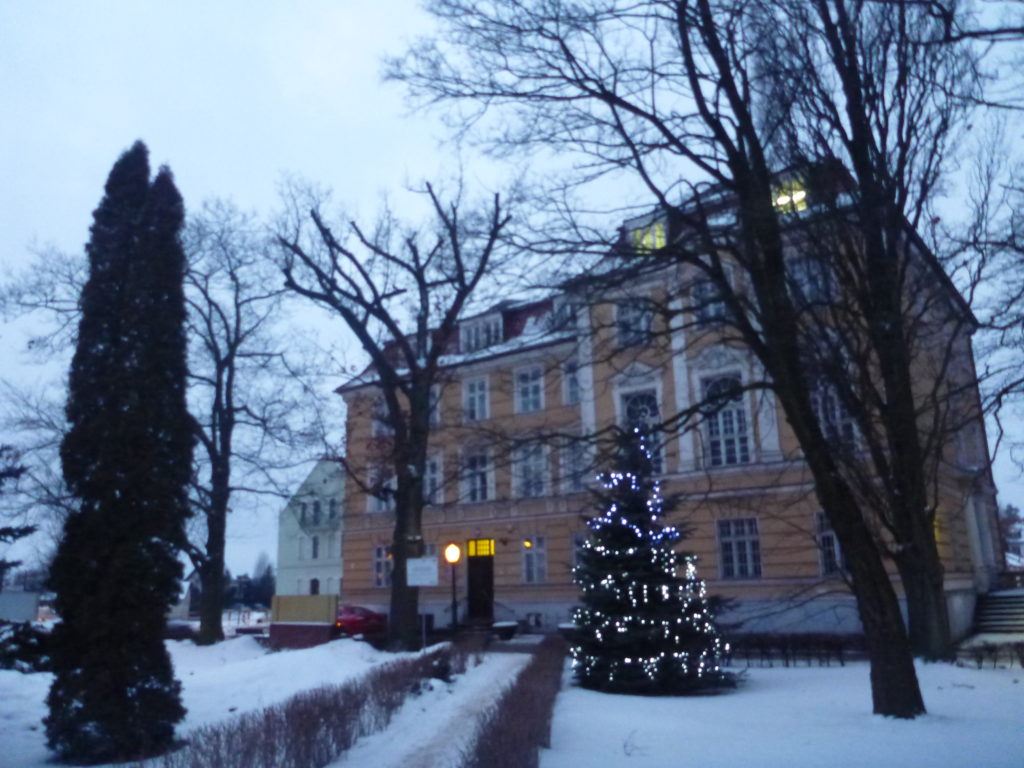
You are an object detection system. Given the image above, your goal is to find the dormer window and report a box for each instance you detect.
[461,315,503,353]
[549,296,578,332]
[630,220,667,252]
[773,179,808,213]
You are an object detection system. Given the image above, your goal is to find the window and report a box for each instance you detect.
[311,535,320,560]
[818,513,844,576]
[702,376,750,467]
[563,360,580,406]
[463,377,489,422]
[299,502,307,524]
[810,381,856,446]
[371,398,393,437]
[573,532,588,569]
[429,385,442,427]
[561,439,588,493]
[692,278,728,327]
[462,450,491,503]
[312,500,322,525]
[515,366,544,413]
[630,220,666,252]
[309,578,320,596]
[424,455,442,505]
[513,443,547,498]
[523,536,547,583]
[461,316,502,352]
[773,179,808,213]
[369,468,396,514]
[328,498,338,519]
[468,538,495,557]
[298,536,307,561]
[620,389,662,473]
[718,518,761,579]
[788,257,832,305]
[616,300,654,346]
[373,545,392,588]
[550,297,578,331]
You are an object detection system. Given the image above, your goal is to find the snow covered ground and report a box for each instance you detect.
[542,661,1024,768]
[0,636,414,768]
[5,639,1022,768]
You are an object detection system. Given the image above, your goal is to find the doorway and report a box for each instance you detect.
[466,538,495,622]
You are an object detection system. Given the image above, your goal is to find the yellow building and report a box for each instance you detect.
[335,210,1002,639]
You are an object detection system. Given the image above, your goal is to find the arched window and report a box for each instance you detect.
[313,500,322,524]
[312,535,320,560]
[309,578,320,596]
[328,498,337,519]
[300,502,307,524]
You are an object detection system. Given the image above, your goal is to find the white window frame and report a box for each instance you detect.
[560,438,589,493]
[817,513,844,576]
[718,518,762,579]
[367,467,396,514]
[373,545,392,588]
[788,256,832,305]
[523,536,548,584]
[513,442,548,498]
[810,380,857,446]
[702,374,751,468]
[424,454,443,506]
[461,316,502,353]
[616,299,654,346]
[461,449,493,503]
[515,365,544,414]
[617,387,664,473]
[562,360,581,406]
[371,397,394,437]
[429,384,442,428]
[463,377,489,422]
[692,270,732,328]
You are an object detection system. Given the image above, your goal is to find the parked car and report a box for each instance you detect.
[334,605,387,637]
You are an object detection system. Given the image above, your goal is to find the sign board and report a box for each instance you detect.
[406,556,439,587]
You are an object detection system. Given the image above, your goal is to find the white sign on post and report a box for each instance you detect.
[406,556,439,587]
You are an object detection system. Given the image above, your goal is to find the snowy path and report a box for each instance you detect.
[330,652,532,768]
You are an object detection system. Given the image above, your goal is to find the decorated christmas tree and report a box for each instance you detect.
[571,429,731,694]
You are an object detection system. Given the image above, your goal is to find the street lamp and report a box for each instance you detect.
[444,542,461,633]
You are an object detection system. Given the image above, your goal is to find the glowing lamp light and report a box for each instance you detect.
[523,538,533,549]
[444,542,462,565]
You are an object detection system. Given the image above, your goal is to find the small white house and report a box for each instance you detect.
[276,459,344,597]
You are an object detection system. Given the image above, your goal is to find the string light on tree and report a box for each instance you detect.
[571,428,733,694]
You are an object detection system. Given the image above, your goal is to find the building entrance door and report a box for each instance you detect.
[466,538,495,622]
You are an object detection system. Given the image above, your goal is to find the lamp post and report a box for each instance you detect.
[443,542,461,633]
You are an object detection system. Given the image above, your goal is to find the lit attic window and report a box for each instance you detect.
[630,220,666,251]
[773,179,808,213]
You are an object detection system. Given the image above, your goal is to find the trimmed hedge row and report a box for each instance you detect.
[140,642,470,768]
[461,636,567,768]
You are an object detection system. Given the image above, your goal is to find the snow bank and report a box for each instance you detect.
[542,661,1024,768]
[0,636,412,768]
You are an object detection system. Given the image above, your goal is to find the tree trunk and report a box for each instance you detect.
[897,550,954,660]
[388,477,424,650]
[196,498,227,645]
[826,494,927,717]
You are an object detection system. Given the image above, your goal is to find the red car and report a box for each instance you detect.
[334,605,387,637]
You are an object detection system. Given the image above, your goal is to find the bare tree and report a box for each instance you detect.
[1,201,323,644]
[276,182,511,649]
[386,0,1003,715]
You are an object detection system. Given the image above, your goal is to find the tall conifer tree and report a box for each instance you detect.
[572,430,731,694]
[46,142,193,762]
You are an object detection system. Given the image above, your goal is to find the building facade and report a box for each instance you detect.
[336,208,1003,639]
[276,459,345,597]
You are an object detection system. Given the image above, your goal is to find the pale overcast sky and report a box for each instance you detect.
[2,2,1021,577]
[0,1,470,575]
